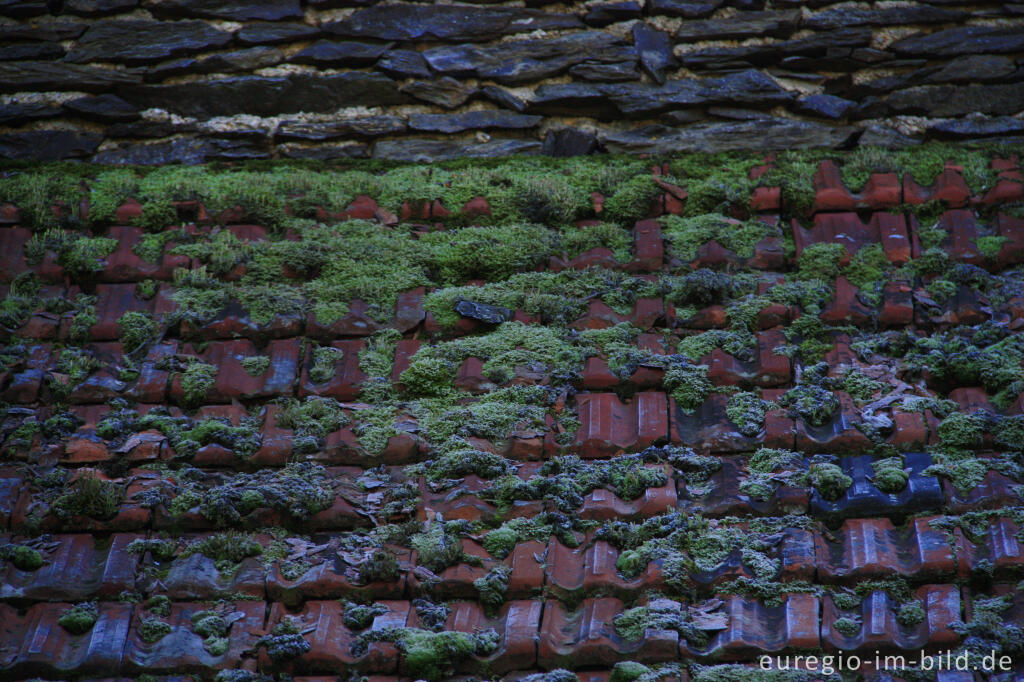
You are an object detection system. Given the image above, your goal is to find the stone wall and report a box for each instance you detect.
[0,0,1022,163]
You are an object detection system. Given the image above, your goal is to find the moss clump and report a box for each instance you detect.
[68,296,98,345]
[950,595,1024,667]
[145,595,171,617]
[614,601,712,648]
[0,172,82,230]
[259,618,311,662]
[361,627,498,682]
[871,457,908,494]
[184,532,262,572]
[473,564,511,608]
[808,462,852,501]
[358,328,402,403]
[692,663,836,682]
[842,369,884,403]
[410,520,478,574]
[52,473,124,520]
[741,449,805,501]
[796,242,846,282]
[341,601,388,630]
[126,538,177,562]
[309,345,344,384]
[420,223,555,286]
[664,361,712,412]
[937,411,986,449]
[833,616,861,636]
[191,610,231,656]
[179,361,217,408]
[139,618,172,644]
[240,355,270,376]
[976,235,1007,259]
[779,365,839,427]
[0,543,44,571]
[842,243,889,307]
[118,311,158,352]
[357,547,400,584]
[58,602,99,635]
[897,599,925,627]
[603,174,661,224]
[276,396,350,454]
[560,222,632,262]
[414,444,512,484]
[193,462,334,526]
[725,391,769,437]
[660,213,771,261]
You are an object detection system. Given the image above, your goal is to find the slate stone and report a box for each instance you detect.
[143,0,302,20]
[0,61,141,92]
[236,22,321,46]
[91,137,267,164]
[122,73,408,118]
[660,109,706,125]
[570,62,639,82]
[0,0,48,17]
[275,116,406,140]
[376,49,431,79]
[793,93,856,120]
[856,125,921,149]
[649,0,723,17]
[601,118,855,153]
[62,0,137,14]
[372,137,541,162]
[679,45,767,70]
[0,101,61,126]
[0,21,87,41]
[0,130,103,160]
[423,31,632,85]
[146,47,284,80]
[401,77,477,109]
[886,82,1024,117]
[674,10,800,42]
[278,142,370,159]
[919,54,1017,84]
[105,120,195,138]
[480,85,529,113]
[682,27,872,68]
[290,40,391,67]
[891,26,1024,57]
[64,94,139,122]
[633,23,676,84]
[542,128,599,157]
[707,106,771,120]
[325,4,581,42]
[0,42,65,60]
[66,20,233,64]
[527,83,618,118]
[804,5,968,30]
[927,116,1024,139]
[584,1,642,26]
[408,110,542,134]
[455,299,512,324]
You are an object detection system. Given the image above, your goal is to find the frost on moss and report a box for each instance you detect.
[871,456,908,494]
[276,396,349,455]
[664,361,712,412]
[241,355,270,377]
[808,462,852,501]
[725,391,769,437]
[614,600,715,648]
[359,626,498,682]
[779,364,839,427]
[179,361,217,408]
[118,311,158,353]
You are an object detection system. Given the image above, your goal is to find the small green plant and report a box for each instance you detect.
[180,361,217,408]
[241,355,270,376]
[139,618,172,644]
[0,543,44,570]
[58,602,99,635]
[118,311,158,352]
[52,473,124,520]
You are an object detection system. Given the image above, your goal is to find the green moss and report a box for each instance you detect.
[560,222,632,262]
[180,361,217,408]
[842,243,889,307]
[309,345,344,384]
[668,151,760,216]
[473,564,511,608]
[937,411,985,449]
[58,602,99,635]
[415,444,512,483]
[779,384,838,427]
[126,539,177,562]
[276,396,349,453]
[139,618,172,644]
[118,311,158,352]
[52,473,124,520]
[660,213,771,261]
[420,223,556,286]
[840,146,900,192]
[610,662,653,682]
[833,616,861,636]
[0,543,44,570]
[614,601,711,648]
[358,548,400,584]
[725,391,769,437]
[240,355,270,376]
[68,295,98,345]
[897,600,926,627]
[410,520,476,574]
[664,361,712,412]
[977,235,1008,259]
[358,328,402,403]
[692,663,836,682]
[184,532,262,572]
[143,595,171,617]
[842,369,884,403]
[925,277,957,303]
[259,619,311,662]
[603,174,662,224]
[362,627,498,682]
[871,457,908,494]
[808,462,852,501]
[191,462,333,526]
[796,242,846,282]
[0,172,82,230]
